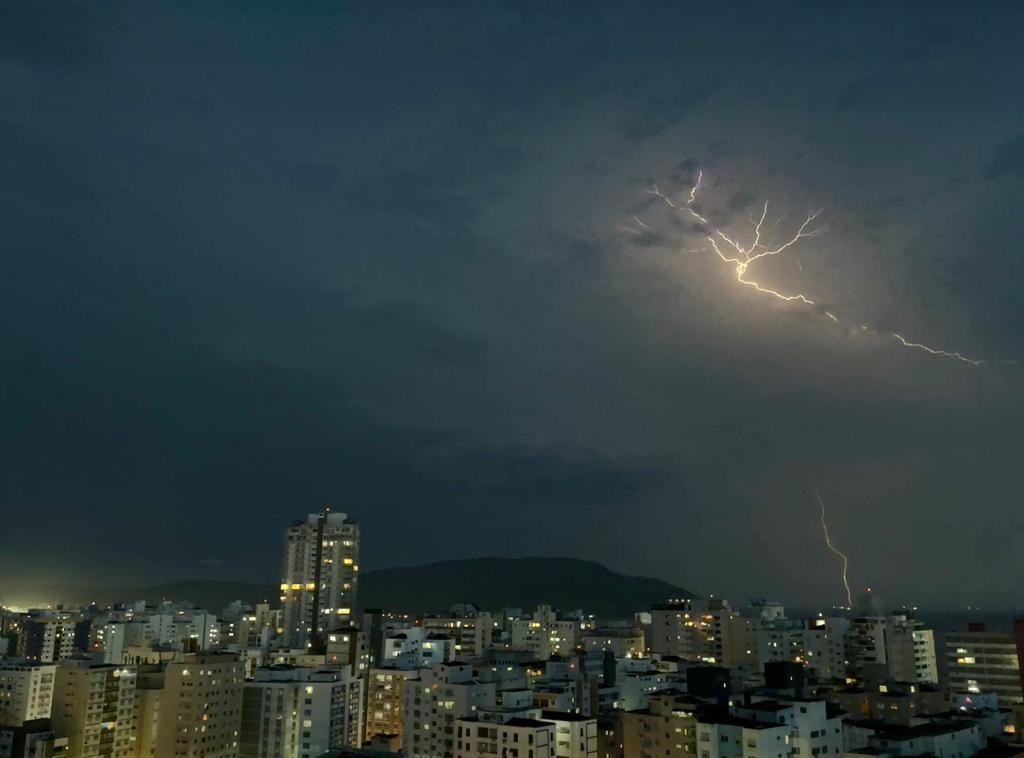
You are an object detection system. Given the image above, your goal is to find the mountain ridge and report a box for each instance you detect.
[2,556,694,618]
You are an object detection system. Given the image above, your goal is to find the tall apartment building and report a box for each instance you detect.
[945,626,1023,704]
[366,667,418,749]
[403,662,498,758]
[847,615,938,684]
[17,614,91,663]
[911,627,939,684]
[694,712,791,758]
[280,512,359,651]
[0,662,56,728]
[797,617,850,681]
[51,658,137,757]
[650,599,732,663]
[239,664,363,758]
[134,652,243,757]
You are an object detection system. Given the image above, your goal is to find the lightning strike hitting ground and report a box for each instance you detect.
[635,172,987,366]
[812,486,853,610]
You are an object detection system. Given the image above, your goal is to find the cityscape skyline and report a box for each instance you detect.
[3,6,1023,612]
[1,507,1022,757]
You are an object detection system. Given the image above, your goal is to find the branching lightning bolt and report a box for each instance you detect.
[631,171,989,366]
[812,486,852,610]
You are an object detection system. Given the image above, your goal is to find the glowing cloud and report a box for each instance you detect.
[632,172,987,366]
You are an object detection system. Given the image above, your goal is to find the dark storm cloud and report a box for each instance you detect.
[2,2,1024,608]
[986,131,1024,179]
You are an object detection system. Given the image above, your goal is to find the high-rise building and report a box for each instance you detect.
[650,599,731,663]
[239,664,363,758]
[846,615,938,684]
[134,652,243,757]
[945,626,1023,704]
[911,627,939,684]
[403,662,498,758]
[365,667,418,749]
[280,512,359,651]
[51,658,137,757]
[16,613,91,663]
[0,662,56,727]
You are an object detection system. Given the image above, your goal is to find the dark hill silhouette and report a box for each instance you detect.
[3,557,694,619]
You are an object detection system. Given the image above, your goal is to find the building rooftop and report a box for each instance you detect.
[505,717,555,729]
[699,712,787,730]
[541,710,592,722]
[855,719,978,740]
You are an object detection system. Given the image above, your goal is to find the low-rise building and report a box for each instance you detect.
[583,628,645,659]
[541,710,598,758]
[620,692,699,758]
[456,715,555,758]
[695,711,791,758]
[860,720,985,757]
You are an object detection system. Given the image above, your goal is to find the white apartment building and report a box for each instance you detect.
[616,669,672,711]
[421,612,495,660]
[911,627,939,684]
[540,710,598,758]
[509,606,581,660]
[280,512,360,650]
[382,628,453,668]
[798,618,851,681]
[456,715,555,758]
[696,713,792,758]
[17,615,88,663]
[0,662,56,727]
[404,662,498,758]
[733,698,843,758]
[134,652,243,758]
[239,664,363,758]
[945,628,1023,704]
[868,720,985,757]
[51,658,137,758]
[652,600,707,660]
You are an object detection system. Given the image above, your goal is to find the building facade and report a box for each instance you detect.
[280,512,360,651]
[946,628,1023,704]
[51,658,137,758]
[239,664,363,758]
[0,662,56,728]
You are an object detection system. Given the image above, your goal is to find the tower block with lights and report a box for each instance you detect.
[280,508,359,652]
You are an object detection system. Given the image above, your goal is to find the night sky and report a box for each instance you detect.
[3,3,1023,609]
